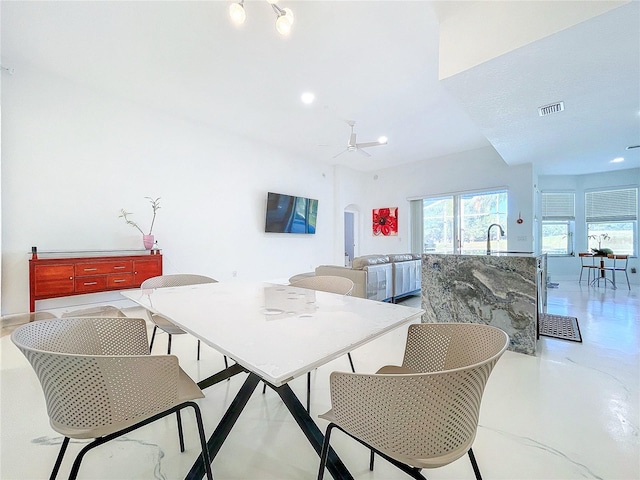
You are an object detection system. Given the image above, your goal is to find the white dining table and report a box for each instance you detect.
[121,281,424,479]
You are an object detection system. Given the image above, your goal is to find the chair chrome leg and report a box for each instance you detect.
[61,402,207,480]
[167,334,172,355]
[468,448,483,480]
[197,339,201,361]
[190,403,214,480]
[177,410,185,452]
[307,372,311,413]
[68,437,113,480]
[317,424,335,480]
[347,352,355,373]
[49,436,70,480]
[369,449,375,470]
[149,325,158,353]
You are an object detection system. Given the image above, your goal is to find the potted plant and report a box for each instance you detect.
[588,232,613,256]
[120,197,161,250]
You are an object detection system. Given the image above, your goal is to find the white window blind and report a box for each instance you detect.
[542,192,575,220]
[585,187,638,222]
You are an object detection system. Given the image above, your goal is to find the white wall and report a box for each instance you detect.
[351,146,535,255]
[538,168,640,284]
[332,165,369,264]
[1,64,336,314]
[9,62,629,315]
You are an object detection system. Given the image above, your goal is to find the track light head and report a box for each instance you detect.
[228,1,293,35]
[229,1,246,25]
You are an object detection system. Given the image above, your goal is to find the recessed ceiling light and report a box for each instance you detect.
[378,136,388,144]
[610,157,624,163]
[301,92,315,105]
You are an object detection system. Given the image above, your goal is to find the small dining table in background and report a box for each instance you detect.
[586,253,616,288]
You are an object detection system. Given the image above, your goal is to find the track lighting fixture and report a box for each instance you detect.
[271,3,294,36]
[228,0,294,36]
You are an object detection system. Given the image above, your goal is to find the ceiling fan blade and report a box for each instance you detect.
[333,148,349,158]
[356,141,384,149]
[356,148,371,157]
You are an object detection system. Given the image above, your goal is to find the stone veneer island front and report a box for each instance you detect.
[421,253,547,355]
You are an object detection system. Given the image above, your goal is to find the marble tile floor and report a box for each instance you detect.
[1,282,638,480]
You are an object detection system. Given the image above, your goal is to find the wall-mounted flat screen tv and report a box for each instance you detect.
[265,192,318,234]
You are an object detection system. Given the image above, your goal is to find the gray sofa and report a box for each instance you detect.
[315,253,421,302]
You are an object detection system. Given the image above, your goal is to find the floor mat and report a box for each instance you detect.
[539,313,582,342]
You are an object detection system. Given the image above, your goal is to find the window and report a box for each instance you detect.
[422,196,454,253]
[541,192,575,255]
[414,189,508,254]
[459,190,508,254]
[585,187,638,255]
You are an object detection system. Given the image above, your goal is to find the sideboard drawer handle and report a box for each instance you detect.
[83,268,98,272]
[113,266,126,270]
[113,279,126,283]
[83,282,98,286]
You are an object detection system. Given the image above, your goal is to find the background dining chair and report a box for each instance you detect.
[289,275,355,296]
[141,274,223,362]
[61,305,126,318]
[606,254,631,290]
[317,322,509,480]
[288,275,355,413]
[11,316,213,480]
[1,311,57,337]
[578,252,597,284]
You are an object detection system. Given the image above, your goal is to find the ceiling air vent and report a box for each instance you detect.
[538,101,564,117]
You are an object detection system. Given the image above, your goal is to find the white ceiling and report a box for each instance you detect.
[2,1,639,176]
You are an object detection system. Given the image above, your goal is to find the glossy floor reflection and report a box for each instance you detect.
[1,282,638,479]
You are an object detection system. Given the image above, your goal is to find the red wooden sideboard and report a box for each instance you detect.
[29,251,162,312]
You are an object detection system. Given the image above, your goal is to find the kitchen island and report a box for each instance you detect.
[421,253,546,355]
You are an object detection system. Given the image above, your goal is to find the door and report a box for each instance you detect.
[344,211,355,266]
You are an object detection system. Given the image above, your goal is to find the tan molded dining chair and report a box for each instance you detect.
[1,305,125,338]
[289,275,355,296]
[1,311,57,337]
[61,305,126,318]
[288,275,355,413]
[11,316,213,480]
[318,322,509,480]
[141,274,224,363]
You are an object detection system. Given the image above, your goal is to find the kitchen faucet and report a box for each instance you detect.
[486,223,505,255]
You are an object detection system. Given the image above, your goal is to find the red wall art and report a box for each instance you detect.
[372,207,398,236]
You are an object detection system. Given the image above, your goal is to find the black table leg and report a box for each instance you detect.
[197,363,245,390]
[273,383,354,480]
[186,373,353,480]
[186,373,260,480]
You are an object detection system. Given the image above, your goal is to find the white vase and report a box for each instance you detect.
[143,234,154,250]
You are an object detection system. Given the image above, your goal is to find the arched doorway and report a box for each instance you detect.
[344,205,359,266]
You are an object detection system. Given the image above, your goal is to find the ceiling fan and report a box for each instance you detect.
[332,121,388,158]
